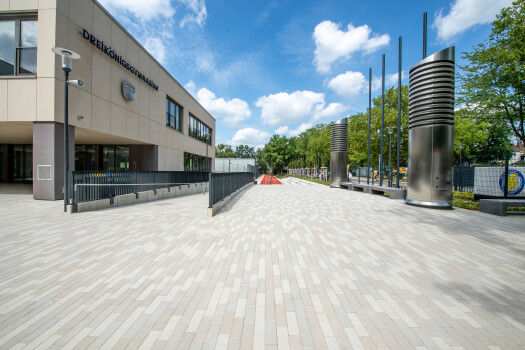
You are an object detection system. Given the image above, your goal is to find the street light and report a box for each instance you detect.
[317,152,320,180]
[52,47,82,212]
[388,125,393,187]
[459,143,463,166]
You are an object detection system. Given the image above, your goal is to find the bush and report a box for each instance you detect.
[453,191,479,210]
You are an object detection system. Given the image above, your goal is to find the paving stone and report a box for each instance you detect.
[0,182,524,349]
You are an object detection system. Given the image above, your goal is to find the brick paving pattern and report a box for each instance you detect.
[0,180,524,349]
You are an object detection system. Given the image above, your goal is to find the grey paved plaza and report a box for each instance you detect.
[0,180,524,349]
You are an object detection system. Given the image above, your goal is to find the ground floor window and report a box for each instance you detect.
[184,152,211,172]
[75,145,129,171]
[0,144,32,183]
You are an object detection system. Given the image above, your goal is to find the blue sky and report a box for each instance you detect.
[98,0,513,148]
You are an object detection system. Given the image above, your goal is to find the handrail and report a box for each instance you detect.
[73,183,190,191]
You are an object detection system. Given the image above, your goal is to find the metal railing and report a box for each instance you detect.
[209,172,254,208]
[69,170,208,205]
[453,166,475,192]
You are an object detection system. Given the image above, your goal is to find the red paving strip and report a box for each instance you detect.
[260,175,282,185]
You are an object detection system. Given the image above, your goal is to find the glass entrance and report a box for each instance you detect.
[0,144,32,183]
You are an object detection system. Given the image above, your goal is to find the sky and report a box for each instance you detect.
[98,0,513,149]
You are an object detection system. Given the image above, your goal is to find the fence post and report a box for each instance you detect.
[504,152,509,199]
[208,172,212,208]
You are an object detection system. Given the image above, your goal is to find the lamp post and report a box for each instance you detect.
[317,152,320,180]
[459,143,463,166]
[52,47,82,212]
[388,125,393,187]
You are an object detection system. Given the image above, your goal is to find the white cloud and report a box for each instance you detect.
[196,88,251,126]
[184,80,197,96]
[326,71,367,97]
[326,71,406,96]
[313,21,390,74]
[289,123,313,136]
[230,128,271,146]
[179,0,207,27]
[275,126,289,135]
[372,71,405,91]
[144,37,166,64]
[434,0,513,41]
[256,91,326,126]
[315,103,346,120]
[98,0,175,21]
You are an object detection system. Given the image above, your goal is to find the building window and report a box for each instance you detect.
[166,97,182,131]
[184,152,211,172]
[188,114,212,145]
[0,14,38,76]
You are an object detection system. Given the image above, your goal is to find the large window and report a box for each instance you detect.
[166,97,182,131]
[184,152,211,172]
[189,114,212,145]
[0,14,38,76]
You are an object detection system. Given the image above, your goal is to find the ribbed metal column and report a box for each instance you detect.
[406,47,455,207]
[330,117,348,187]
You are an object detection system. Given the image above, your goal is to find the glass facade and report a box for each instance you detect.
[0,14,37,76]
[189,114,212,144]
[75,145,129,171]
[0,144,32,183]
[166,97,182,131]
[184,152,211,172]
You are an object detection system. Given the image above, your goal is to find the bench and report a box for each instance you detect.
[479,199,525,216]
[339,182,406,200]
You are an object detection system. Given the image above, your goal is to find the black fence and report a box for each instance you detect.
[69,170,209,205]
[452,166,475,192]
[209,172,254,208]
[348,167,407,187]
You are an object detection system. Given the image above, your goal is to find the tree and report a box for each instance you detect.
[457,0,525,144]
[454,108,511,164]
[348,86,409,169]
[234,145,255,158]
[262,135,292,174]
[255,148,268,174]
[215,144,235,158]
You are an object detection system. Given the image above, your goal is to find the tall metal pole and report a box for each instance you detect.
[64,69,69,212]
[504,152,509,199]
[388,126,392,187]
[397,36,402,188]
[317,152,320,179]
[379,54,385,186]
[423,12,427,59]
[367,68,372,185]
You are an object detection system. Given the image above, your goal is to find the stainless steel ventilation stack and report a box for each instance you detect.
[330,117,348,187]
[406,47,455,207]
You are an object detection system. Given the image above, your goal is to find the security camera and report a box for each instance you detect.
[67,79,84,87]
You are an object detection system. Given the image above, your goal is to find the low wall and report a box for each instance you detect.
[68,182,208,213]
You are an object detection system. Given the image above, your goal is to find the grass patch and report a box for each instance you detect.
[453,191,479,210]
[508,207,525,212]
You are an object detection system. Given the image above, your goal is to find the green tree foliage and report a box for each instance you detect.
[255,148,268,174]
[348,86,409,168]
[457,0,524,144]
[286,124,331,169]
[263,135,294,174]
[234,145,255,158]
[454,109,511,164]
[215,144,235,158]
